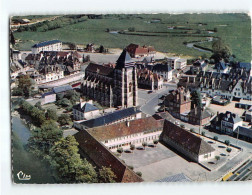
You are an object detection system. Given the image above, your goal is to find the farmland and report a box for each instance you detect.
[12,13,251,62]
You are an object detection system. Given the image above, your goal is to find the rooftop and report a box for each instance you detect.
[32,40,62,48]
[77,107,141,129]
[73,103,99,113]
[87,116,164,142]
[53,85,73,94]
[161,120,215,156]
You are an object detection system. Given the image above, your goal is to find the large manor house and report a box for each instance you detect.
[82,50,138,108]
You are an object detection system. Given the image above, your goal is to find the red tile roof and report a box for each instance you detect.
[87,116,164,141]
[74,130,143,183]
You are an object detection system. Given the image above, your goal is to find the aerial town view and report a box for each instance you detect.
[10,13,252,183]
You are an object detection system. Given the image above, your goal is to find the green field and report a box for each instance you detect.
[13,13,251,62]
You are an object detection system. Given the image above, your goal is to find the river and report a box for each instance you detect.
[11,99,56,183]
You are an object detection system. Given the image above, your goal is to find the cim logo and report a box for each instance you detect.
[17,171,31,181]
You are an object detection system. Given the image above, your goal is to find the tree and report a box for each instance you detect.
[136,171,142,177]
[226,147,232,153]
[211,38,231,62]
[34,101,42,110]
[58,114,71,126]
[117,147,123,154]
[128,165,134,170]
[224,140,230,146]
[46,108,58,121]
[142,142,147,150]
[128,27,135,32]
[48,136,97,183]
[201,131,206,136]
[190,128,195,133]
[153,140,159,147]
[17,75,33,98]
[213,136,218,141]
[191,90,202,108]
[98,166,117,183]
[180,124,185,129]
[130,144,135,153]
[215,155,220,164]
[27,120,63,155]
[58,98,72,107]
[99,45,104,53]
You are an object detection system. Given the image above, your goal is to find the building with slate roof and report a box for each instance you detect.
[72,102,99,121]
[233,126,252,143]
[178,66,252,100]
[74,107,142,130]
[82,50,138,108]
[32,40,62,54]
[160,120,215,163]
[53,85,73,94]
[211,111,243,135]
[152,63,173,81]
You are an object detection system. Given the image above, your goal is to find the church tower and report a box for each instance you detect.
[113,50,138,108]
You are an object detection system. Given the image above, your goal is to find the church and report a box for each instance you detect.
[82,50,138,108]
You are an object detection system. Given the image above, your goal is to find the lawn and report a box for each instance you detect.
[13,13,251,62]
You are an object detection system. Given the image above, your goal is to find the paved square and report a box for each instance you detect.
[120,143,176,168]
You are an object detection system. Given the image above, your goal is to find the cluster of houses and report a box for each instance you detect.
[10,39,252,183]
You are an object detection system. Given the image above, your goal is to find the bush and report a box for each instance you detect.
[130,144,135,151]
[142,142,147,149]
[153,140,159,145]
[117,147,123,154]
[226,148,232,153]
[201,131,206,136]
[180,124,185,129]
[224,140,230,146]
[136,172,142,177]
[128,166,134,170]
[190,128,195,132]
[213,136,218,141]
[57,114,71,126]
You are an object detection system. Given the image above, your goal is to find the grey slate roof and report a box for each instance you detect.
[215,61,227,70]
[234,126,252,138]
[53,85,73,94]
[115,50,135,69]
[238,62,251,70]
[42,91,55,98]
[78,107,141,129]
[32,40,61,48]
[222,111,242,124]
[152,64,172,72]
[73,103,99,113]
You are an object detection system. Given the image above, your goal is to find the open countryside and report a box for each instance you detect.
[12,13,251,62]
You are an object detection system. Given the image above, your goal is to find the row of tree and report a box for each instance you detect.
[20,100,116,183]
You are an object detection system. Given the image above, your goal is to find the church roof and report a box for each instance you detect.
[115,50,135,69]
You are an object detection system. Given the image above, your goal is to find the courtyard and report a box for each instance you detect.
[118,136,241,182]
